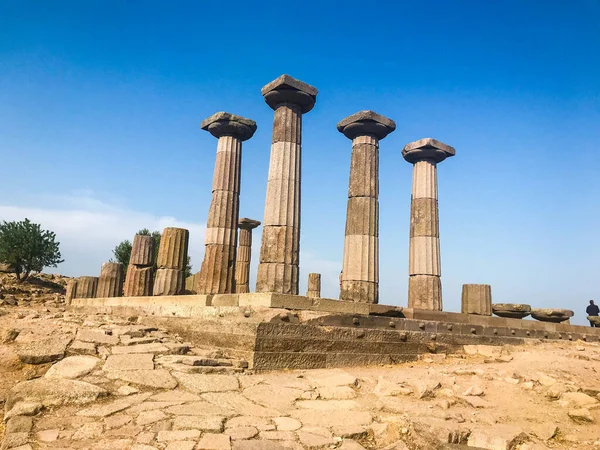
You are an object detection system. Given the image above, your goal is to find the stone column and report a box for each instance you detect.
[75,276,98,299]
[337,111,396,304]
[461,284,492,315]
[154,227,189,296]
[65,279,77,305]
[196,113,257,294]
[402,138,455,310]
[235,218,261,293]
[256,75,318,295]
[97,262,124,298]
[306,273,321,298]
[124,234,155,297]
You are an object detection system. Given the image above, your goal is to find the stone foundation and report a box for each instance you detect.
[71,293,600,370]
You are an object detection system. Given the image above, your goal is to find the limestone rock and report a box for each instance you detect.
[105,369,177,389]
[467,425,528,450]
[172,372,239,393]
[16,337,71,364]
[44,355,100,379]
[560,392,598,408]
[103,353,154,371]
[196,433,231,449]
[568,408,594,423]
[6,378,107,413]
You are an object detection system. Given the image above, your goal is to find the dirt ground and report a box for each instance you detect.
[1,273,599,450]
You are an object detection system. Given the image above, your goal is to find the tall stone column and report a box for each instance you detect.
[402,138,455,310]
[154,227,189,296]
[97,262,124,298]
[196,113,257,294]
[124,234,155,297]
[256,75,318,295]
[462,284,492,315]
[306,273,321,298]
[337,111,395,304]
[235,218,261,293]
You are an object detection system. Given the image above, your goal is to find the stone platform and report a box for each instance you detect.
[71,293,600,370]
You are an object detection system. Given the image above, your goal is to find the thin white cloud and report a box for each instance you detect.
[0,191,206,277]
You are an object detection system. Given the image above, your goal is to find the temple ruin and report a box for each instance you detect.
[70,74,594,370]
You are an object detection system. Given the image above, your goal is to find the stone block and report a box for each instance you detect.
[130,235,155,266]
[75,276,98,299]
[492,303,531,319]
[157,227,189,270]
[408,275,442,310]
[344,197,378,236]
[408,236,440,276]
[531,308,574,323]
[258,225,299,265]
[340,279,377,304]
[410,198,439,238]
[348,137,378,199]
[461,284,492,316]
[124,265,153,297]
[153,269,185,296]
[97,262,124,298]
[255,262,298,295]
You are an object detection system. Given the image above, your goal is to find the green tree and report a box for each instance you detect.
[111,229,192,277]
[0,218,64,282]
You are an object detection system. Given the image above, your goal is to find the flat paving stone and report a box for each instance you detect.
[45,355,100,379]
[165,442,196,450]
[136,409,167,425]
[104,353,154,371]
[295,399,359,410]
[304,369,357,388]
[290,409,372,428]
[225,416,275,431]
[157,430,201,441]
[197,433,231,449]
[172,372,239,393]
[242,384,303,411]
[77,329,120,346]
[16,338,72,364]
[77,393,152,417]
[165,401,233,417]
[202,392,281,417]
[225,426,259,440]
[111,343,170,354]
[173,415,225,432]
[273,417,302,431]
[150,390,201,403]
[105,369,177,389]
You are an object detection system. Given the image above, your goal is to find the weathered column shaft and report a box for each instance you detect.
[341,135,379,303]
[337,110,395,304]
[307,272,321,298]
[461,284,492,315]
[256,75,317,295]
[130,235,155,266]
[97,262,124,298]
[155,227,189,296]
[257,104,302,294]
[198,136,241,294]
[235,227,253,293]
[65,279,77,305]
[75,276,98,299]
[196,112,256,295]
[403,138,455,311]
[124,266,153,297]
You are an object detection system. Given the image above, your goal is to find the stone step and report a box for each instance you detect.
[156,355,248,368]
[157,361,245,374]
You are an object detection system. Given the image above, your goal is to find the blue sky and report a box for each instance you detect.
[1,1,599,324]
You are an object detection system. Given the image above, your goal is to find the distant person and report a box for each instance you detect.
[586,300,599,327]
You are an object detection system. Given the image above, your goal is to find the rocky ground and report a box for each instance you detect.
[1,273,600,450]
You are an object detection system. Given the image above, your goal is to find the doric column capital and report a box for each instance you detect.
[261,74,318,113]
[337,110,396,140]
[402,138,455,164]
[238,217,261,231]
[201,112,257,141]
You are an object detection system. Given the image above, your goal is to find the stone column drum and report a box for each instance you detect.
[97,262,124,298]
[337,110,396,304]
[196,113,257,294]
[75,276,98,299]
[124,234,155,297]
[403,138,455,310]
[461,284,492,315]
[306,272,321,298]
[235,218,261,294]
[154,227,189,296]
[65,279,78,305]
[256,75,318,295]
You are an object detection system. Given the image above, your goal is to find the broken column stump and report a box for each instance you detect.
[97,262,124,298]
[306,273,321,298]
[461,284,492,315]
[75,276,98,299]
[155,227,189,296]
